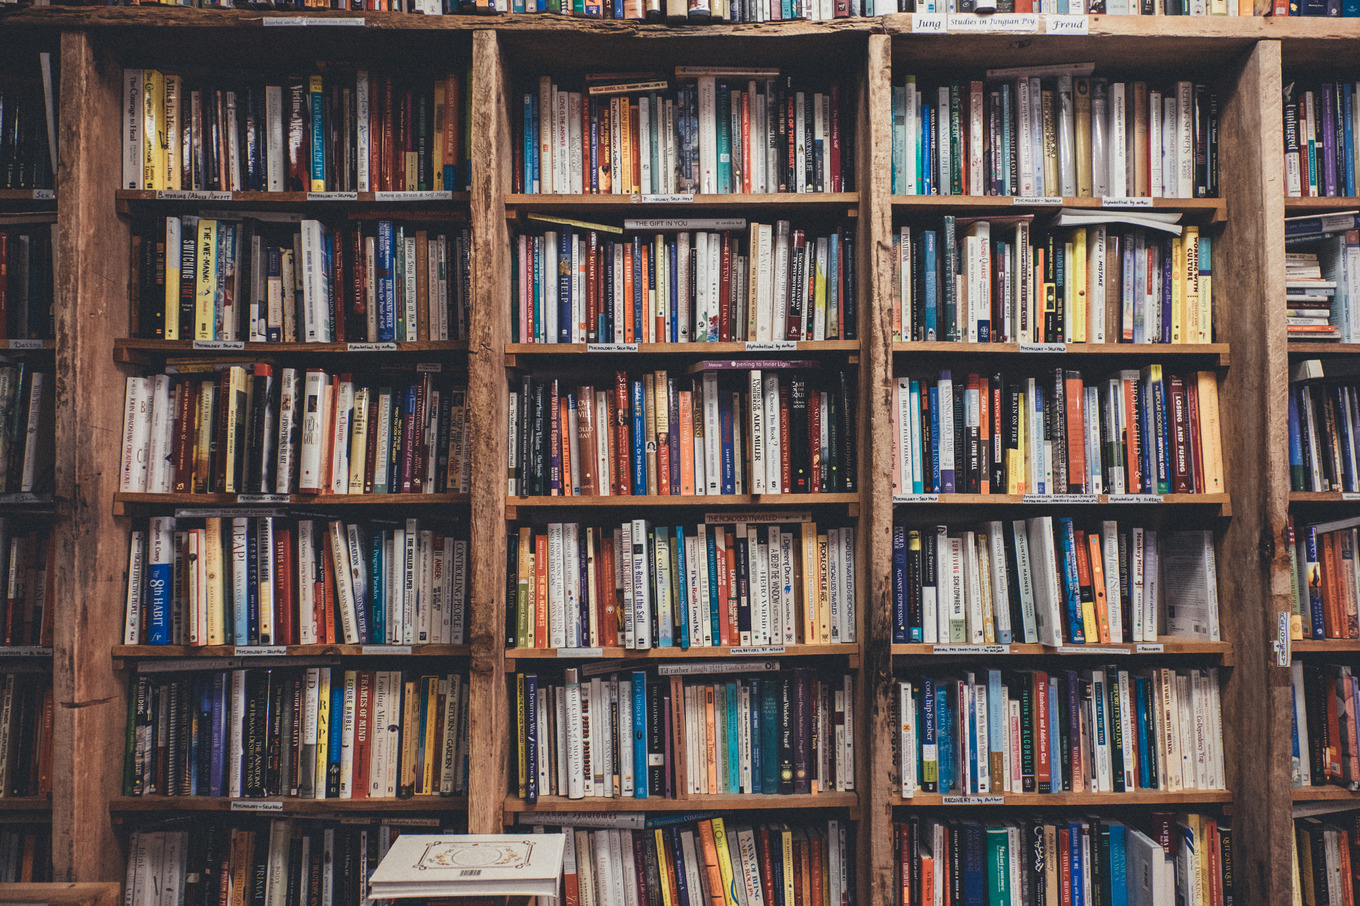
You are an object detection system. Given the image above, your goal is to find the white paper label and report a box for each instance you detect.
[1322,213,1357,233]
[557,647,604,658]
[911,12,949,31]
[1018,342,1067,353]
[1014,196,1064,206]
[625,218,747,231]
[947,12,1037,31]
[941,795,1005,805]
[236,494,290,505]
[635,194,694,204]
[305,192,359,201]
[346,342,399,352]
[1022,493,1098,504]
[1275,611,1291,667]
[175,508,287,519]
[235,646,288,657]
[706,511,813,525]
[1054,645,1131,655]
[1101,196,1155,208]
[745,341,799,352]
[5,340,43,350]
[657,660,781,675]
[31,189,54,200]
[362,645,412,655]
[1,647,51,657]
[263,16,364,25]
[586,343,639,353]
[933,644,1009,655]
[0,493,46,505]
[1045,13,1089,33]
[192,340,245,351]
[231,800,285,811]
[731,647,787,655]
[894,494,941,504]
[1106,494,1164,504]
[374,191,452,201]
[156,190,233,201]
[1134,643,1164,653]
[416,363,443,373]
[1341,492,1360,501]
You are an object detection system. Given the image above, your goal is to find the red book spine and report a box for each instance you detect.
[412,376,429,494]
[274,527,294,646]
[321,540,336,645]
[615,371,631,496]
[172,378,196,493]
[1186,378,1204,494]
[829,82,842,191]
[809,389,823,494]
[1169,374,1192,494]
[330,228,346,344]
[402,90,415,191]
[0,233,9,340]
[726,533,739,643]
[352,669,373,798]
[381,77,396,192]
[1064,372,1086,494]
[715,533,730,646]
[599,534,618,648]
[586,232,599,342]
[549,379,562,496]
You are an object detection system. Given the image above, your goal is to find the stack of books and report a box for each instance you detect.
[1285,211,1360,342]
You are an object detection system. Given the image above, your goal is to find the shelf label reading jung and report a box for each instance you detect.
[933,644,1009,655]
[947,12,1037,31]
[234,646,288,657]
[6,340,43,350]
[893,494,941,504]
[236,494,290,505]
[911,12,948,31]
[1045,13,1089,33]
[346,342,399,352]
[745,341,798,352]
[557,647,604,658]
[1014,196,1064,206]
[193,340,245,351]
[305,192,359,201]
[1107,494,1164,504]
[731,646,787,655]
[941,795,1005,805]
[156,190,233,201]
[361,645,412,655]
[1134,643,1164,653]
[374,191,452,201]
[706,511,813,525]
[1101,196,1155,208]
[231,800,285,812]
[1021,493,1098,504]
[1018,342,1066,353]
[635,194,694,204]
[31,189,54,200]
[263,15,365,25]
[586,343,639,353]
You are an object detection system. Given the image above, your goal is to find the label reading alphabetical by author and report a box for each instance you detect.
[1045,13,1089,33]
[933,644,1009,655]
[6,340,43,350]
[361,645,412,655]
[1107,494,1164,504]
[231,800,285,812]
[586,343,639,353]
[911,12,948,31]
[731,646,787,656]
[941,795,1005,805]
[947,12,1037,31]
[634,194,694,204]
[1018,342,1066,353]
[1014,196,1064,206]
[234,646,288,657]
[263,15,364,25]
[193,340,245,351]
[556,647,604,658]
[346,342,398,352]
[745,341,798,352]
[2,647,51,657]
[1021,493,1098,504]
[1101,196,1155,208]
[305,192,358,201]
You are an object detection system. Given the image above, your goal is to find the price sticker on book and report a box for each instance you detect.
[263,15,365,25]
[586,343,638,353]
[346,342,398,352]
[5,340,43,350]
[1044,13,1089,34]
[941,795,1005,805]
[231,800,285,812]
[1101,196,1155,208]
[1018,342,1066,353]
[911,12,948,31]
[192,340,244,351]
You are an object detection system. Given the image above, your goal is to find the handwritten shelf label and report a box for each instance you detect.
[1018,342,1067,353]
[894,494,941,504]
[1055,645,1131,655]
[6,340,43,350]
[731,646,787,655]
[237,494,289,505]
[176,507,286,519]
[346,342,398,352]
[911,12,949,31]
[234,646,288,657]
[416,362,443,372]
[1021,493,1098,504]
[586,343,639,353]
[1101,196,1155,208]
[745,341,798,352]
[156,190,233,201]
[947,12,1037,31]
[941,795,1005,805]
[192,340,245,351]
[1,647,51,657]
[1107,494,1164,504]
[263,16,365,25]
[1014,196,1064,206]
[231,800,285,812]
[634,194,694,204]
[374,191,452,201]
[1342,492,1360,501]
[933,644,1009,655]
[557,647,604,658]
[305,192,358,201]
[31,189,54,200]
[1134,643,1164,653]
[1045,13,1089,33]
[362,645,412,655]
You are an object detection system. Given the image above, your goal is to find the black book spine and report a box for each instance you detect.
[778,674,794,794]
[792,668,810,794]
[647,674,665,796]
[920,384,934,493]
[789,377,809,494]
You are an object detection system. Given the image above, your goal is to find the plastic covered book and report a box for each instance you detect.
[367,834,566,899]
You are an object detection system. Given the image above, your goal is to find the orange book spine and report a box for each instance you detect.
[624,247,636,344]
[1064,373,1086,494]
[1122,377,1142,494]
[670,675,688,800]
[704,684,718,793]
[321,540,336,645]
[741,90,752,194]
[979,376,992,494]
[802,522,819,645]
[535,533,549,647]
[697,821,727,906]
[640,244,652,343]
[679,391,696,495]
[1087,532,1111,644]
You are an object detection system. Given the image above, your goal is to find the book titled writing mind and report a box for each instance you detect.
[368,834,566,899]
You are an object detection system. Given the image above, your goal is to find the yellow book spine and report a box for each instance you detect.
[711,818,740,906]
[1184,226,1200,343]
[817,533,831,644]
[1081,595,1100,651]
[802,522,818,645]
[194,218,218,341]
[1170,234,1185,344]
[164,220,181,341]
[655,829,675,906]
[164,74,181,191]
[348,389,368,493]
[1071,228,1087,344]
[143,70,164,192]
[314,668,331,794]
[620,101,634,196]
[1012,391,1027,495]
[781,827,796,905]
[204,517,224,645]
[814,247,828,338]
[432,81,446,192]
[1195,371,1225,494]
[1062,241,1075,342]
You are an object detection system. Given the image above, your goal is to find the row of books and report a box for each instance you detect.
[1284,244,1347,341]
[122,819,449,906]
[130,216,472,343]
[1288,516,1360,641]
[1295,814,1360,906]
[892,521,1219,646]
[509,367,857,498]
[0,829,48,884]
[118,368,471,496]
[0,364,52,496]
[0,521,51,649]
[0,671,50,799]
[891,74,1218,199]
[1289,367,1360,493]
[896,666,1225,797]
[123,517,468,647]
[512,221,857,345]
[0,226,55,340]
[892,219,1212,345]
[121,68,468,194]
[0,72,55,191]
[532,817,853,906]
[1289,661,1360,792]
[906,0,1252,12]
[891,368,1225,497]
[515,71,849,196]
[1283,81,1360,198]
[126,667,470,799]
[514,668,853,802]
[894,813,1231,906]
[508,519,856,651]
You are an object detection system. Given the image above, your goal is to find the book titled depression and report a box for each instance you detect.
[368,834,566,899]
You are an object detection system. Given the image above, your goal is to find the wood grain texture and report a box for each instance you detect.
[0,884,119,906]
[51,31,134,884]
[465,27,513,835]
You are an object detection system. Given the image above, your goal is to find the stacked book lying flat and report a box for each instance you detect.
[1285,211,1360,342]
[368,834,565,901]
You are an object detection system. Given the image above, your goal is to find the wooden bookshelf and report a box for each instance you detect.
[891,790,1235,808]
[504,643,859,668]
[107,796,470,816]
[112,338,469,364]
[890,194,1228,224]
[503,792,859,813]
[111,644,472,660]
[891,640,1233,659]
[110,491,470,516]
[891,341,1231,366]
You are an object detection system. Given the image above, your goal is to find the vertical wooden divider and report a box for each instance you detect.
[1215,38,1291,906]
[466,27,512,835]
[862,31,897,906]
[52,29,132,882]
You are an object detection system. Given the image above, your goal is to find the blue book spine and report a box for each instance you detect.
[1110,823,1128,906]
[761,680,779,792]
[749,678,762,793]
[377,221,396,342]
[716,85,732,194]
[631,380,647,494]
[309,80,326,189]
[613,0,623,18]
[1324,83,1339,197]
[147,536,173,646]
[208,675,226,796]
[558,227,573,343]
[670,827,691,904]
[929,386,942,492]
[525,673,538,803]
[962,823,986,906]
[328,688,344,780]
[633,671,648,798]
[1000,85,1013,196]
[936,682,954,793]
[1135,676,1152,789]
[1048,681,1061,790]
[909,382,924,495]
[1058,518,1085,643]
[719,395,735,494]
[1347,85,1357,192]
[938,373,955,493]
[529,94,541,193]
[921,677,937,792]
[523,95,534,190]
[370,530,385,644]
[892,526,908,643]
[967,684,979,793]
[675,525,690,649]
[246,528,260,643]
[923,231,938,340]
[987,670,1005,774]
[1307,526,1327,638]
[668,242,679,342]
[1289,389,1305,491]
[707,531,722,644]
[726,682,739,792]
[922,105,933,196]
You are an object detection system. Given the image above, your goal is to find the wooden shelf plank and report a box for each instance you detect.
[893,492,1230,512]
[0,190,55,203]
[113,644,471,659]
[1284,196,1360,214]
[505,192,859,212]
[109,796,468,815]
[1289,639,1360,653]
[1289,491,1360,505]
[113,338,468,361]
[1287,342,1360,356]
[506,340,859,356]
[890,194,1226,223]
[892,640,1232,658]
[506,644,858,667]
[1291,786,1360,802]
[113,492,470,514]
[114,189,470,208]
[0,797,52,812]
[508,493,859,508]
[892,341,1229,365]
[504,792,858,813]
[892,790,1233,807]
